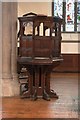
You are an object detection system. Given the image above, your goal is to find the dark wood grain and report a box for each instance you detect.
[17,13,63,99]
[53,54,80,72]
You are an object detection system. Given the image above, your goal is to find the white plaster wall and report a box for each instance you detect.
[0,2,2,79]
[61,43,80,54]
[18,2,52,16]
[62,33,80,53]
[62,33,80,41]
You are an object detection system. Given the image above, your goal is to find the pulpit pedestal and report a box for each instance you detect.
[18,57,63,100]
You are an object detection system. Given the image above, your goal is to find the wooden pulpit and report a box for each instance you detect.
[17,12,63,100]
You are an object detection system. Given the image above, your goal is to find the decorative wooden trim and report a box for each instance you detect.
[52,2,54,16]
[74,2,77,31]
[62,41,80,43]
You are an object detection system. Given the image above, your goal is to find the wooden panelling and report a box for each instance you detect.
[53,54,80,72]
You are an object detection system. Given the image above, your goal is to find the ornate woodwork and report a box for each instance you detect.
[17,12,63,100]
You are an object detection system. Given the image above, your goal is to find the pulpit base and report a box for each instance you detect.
[18,58,62,101]
[20,89,58,101]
